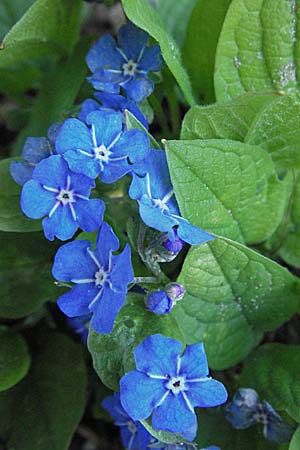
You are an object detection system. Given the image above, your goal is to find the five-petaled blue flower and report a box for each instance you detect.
[10,123,61,186]
[86,22,164,102]
[78,92,149,129]
[120,334,228,440]
[56,110,150,182]
[52,222,134,334]
[21,155,104,241]
[102,392,157,450]
[129,150,214,246]
[226,388,294,444]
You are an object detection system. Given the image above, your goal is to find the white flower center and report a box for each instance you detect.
[166,376,186,395]
[56,189,75,206]
[127,420,137,434]
[94,144,112,162]
[123,60,138,76]
[152,198,169,212]
[95,267,108,288]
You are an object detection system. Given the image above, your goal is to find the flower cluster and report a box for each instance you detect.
[226,388,294,443]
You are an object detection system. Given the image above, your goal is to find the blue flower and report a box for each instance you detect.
[52,222,134,334]
[67,313,92,344]
[86,22,164,102]
[120,334,228,440]
[21,155,104,241]
[10,123,61,186]
[56,110,150,182]
[102,392,158,450]
[129,150,214,246]
[226,388,294,444]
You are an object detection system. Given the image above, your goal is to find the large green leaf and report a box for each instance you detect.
[0,159,42,232]
[241,344,300,422]
[0,332,87,450]
[121,0,195,106]
[215,0,300,101]
[181,93,276,140]
[0,328,30,392]
[151,0,197,47]
[0,0,34,40]
[166,139,291,244]
[88,293,183,391]
[13,39,90,154]
[245,91,300,170]
[173,237,300,369]
[289,427,300,450]
[182,0,232,103]
[0,232,60,318]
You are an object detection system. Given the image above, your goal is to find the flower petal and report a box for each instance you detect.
[112,129,149,162]
[134,334,181,377]
[100,158,130,184]
[123,77,154,103]
[56,119,93,154]
[42,205,78,241]
[94,221,119,269]
[117,22,148,61]
[151,392,197,440]
[57,283,98,317]
[86,110,123,148]
[63,150,100,179]
[78,99,101,122]
[139,45,164,72]
[86,34,123,72]
[75,198,104,232]
[52,239,97,281]
[186,378,228,408]
[32,155,68,188]
[120,370,166,420]
[176,217,215,246]
[110,244,134,288]
[10,161,34,186]
[87,75,121,94]
[90,285,126,334]
[102,393,128,422]
[139,199,177,232]
[180,342,209,379]
[21,179,56,218]
[22,137,51,163]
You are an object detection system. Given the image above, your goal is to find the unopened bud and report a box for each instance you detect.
[146,290,172,315]
[165,283,185,304]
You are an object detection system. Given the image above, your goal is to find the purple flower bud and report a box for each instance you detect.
[162,232,185,254]
[165,282,185,304]
[146,290,172,315]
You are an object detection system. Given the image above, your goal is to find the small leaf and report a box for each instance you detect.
[182,0,232,103]
[215,0,300,101]
[125,109,160,149]
[245,91,300,170]
[289,426,300,450]
[0,232,60,318]
[173,237,300,369]
[0,159,42,232]
[0,0,35,41]
[166,139,291,244]
[241,343,300,422]
[0,328,30,392]
[0,332,87,450]
[181,93,276,140]
[141,419,190,445]
[88,293,183,391]
[121,0,195,106]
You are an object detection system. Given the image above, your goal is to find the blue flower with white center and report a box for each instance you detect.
[129,150,214,246]
[86,22,164,102]
[120,334,228,441]
[102,393,158,450]
[56,110,150,183]
[52,222,134,334]
[21,155,104,241]
[67,313,92,344]
[226,388,294,444]
[10,122,61,186]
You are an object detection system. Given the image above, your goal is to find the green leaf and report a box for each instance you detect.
[245,91,300,170]
[165,139,291,244]
[125,109,160,149]
[0,159,42,232]
[173,237,300,369]
[141,419,190,445]
[241,343,300,422]
[88,293,183,391]
[0,328,30,392]
[0,0,82,67]
[0,0,35,40]
[0,232,60,318]
[121,0,195,106]
[289,427,300,450]
[151,0,197,47]
[215,0,300,101]
[0,332,87,450]
[13,39,90,154]
[181,93,276,140]
[182,0,232,103]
